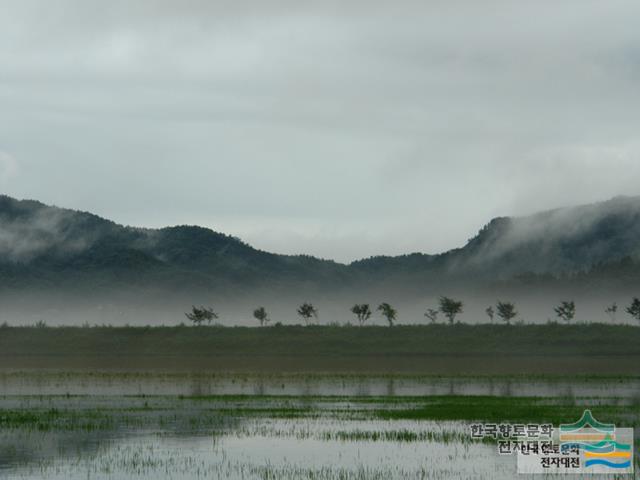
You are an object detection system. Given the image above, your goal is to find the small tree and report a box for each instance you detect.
[626,298,640,323]
[485,306,494,324]
[424,308,439,324]
[297,302,318,325]
[253,307,269,326]
[605,303,618,323]
[554,301,576,323]
[351,304,372,326]
[496,301,517,325]
[185,305,218,326]
[439,296,463,324]
[377,303,397,327]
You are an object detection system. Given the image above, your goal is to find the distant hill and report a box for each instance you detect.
[351,196,640,288]
[1,194,640,298]
[0,195,350,295]
[453,196,640,276]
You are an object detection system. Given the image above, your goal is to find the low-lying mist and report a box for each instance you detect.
[1,287,637,327]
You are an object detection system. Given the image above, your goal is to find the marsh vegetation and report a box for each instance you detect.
[1,324,638,478]
[1,372,639,479]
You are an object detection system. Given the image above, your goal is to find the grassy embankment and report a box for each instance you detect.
[1,323,638,374]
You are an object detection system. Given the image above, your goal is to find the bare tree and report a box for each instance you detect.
[485,306,494,324]
[605,303,617,323]
[424,308,439,324]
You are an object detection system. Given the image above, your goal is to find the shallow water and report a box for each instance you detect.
[1,415,515,479]
[0,374,638,479]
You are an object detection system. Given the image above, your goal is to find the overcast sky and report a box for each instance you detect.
[1,0,639,263]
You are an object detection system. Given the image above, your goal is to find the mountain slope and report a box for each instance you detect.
[450,195,640,278]
[0,195,349,293]
[350,196,640,283]
[1,194,640,295]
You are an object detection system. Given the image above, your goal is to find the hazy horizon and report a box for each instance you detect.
[3,192,636,265]
[2,1,640,262]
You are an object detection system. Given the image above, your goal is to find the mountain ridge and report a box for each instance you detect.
[1,194,640,295]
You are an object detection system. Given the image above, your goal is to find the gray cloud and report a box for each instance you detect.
[1,0,639,262]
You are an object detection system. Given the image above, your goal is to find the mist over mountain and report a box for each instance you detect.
[349,196,640,288]
[1,194,640,325]
[0,195,350,294]
[2,194,640,289]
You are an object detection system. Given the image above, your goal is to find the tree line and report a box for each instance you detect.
[185,297,640,327]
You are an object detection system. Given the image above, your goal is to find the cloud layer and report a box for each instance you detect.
[1,0,639,262]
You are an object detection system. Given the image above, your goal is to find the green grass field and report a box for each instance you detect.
[1,323,638,374]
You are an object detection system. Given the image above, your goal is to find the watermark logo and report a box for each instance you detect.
[558,410,633,472]
[471,410,634,475]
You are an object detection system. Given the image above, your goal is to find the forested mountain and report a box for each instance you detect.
[2,194,640,297]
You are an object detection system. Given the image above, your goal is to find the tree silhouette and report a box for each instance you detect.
[554,301,576,323]
[605,303,618,323]
[297,303,318,325]
[377,303,397,327]
[350,304,372,326]
[253,307,269,326]
[185,305,218,326]
[496,301,517,325]
[485,306,494,324]
[424,308,439,324]
[626,298,640,323]
[439,296,463,324]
